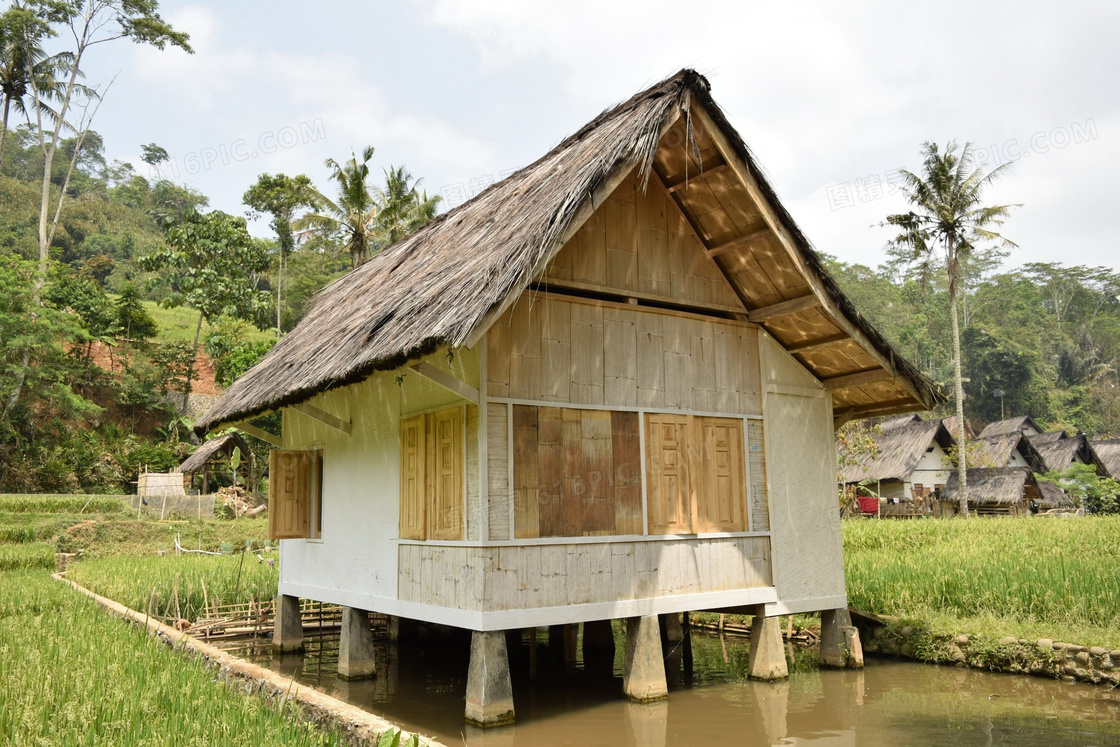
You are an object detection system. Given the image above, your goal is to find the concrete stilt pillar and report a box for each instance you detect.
[623,615,668,702]
[272,594,303,653]
[387,615,400,642]
[748,615,789,680]
[820,608,863,669]
[465,630,515,727]
[662,613,684,643]
[583,619,616,658]
[338,606,376,680]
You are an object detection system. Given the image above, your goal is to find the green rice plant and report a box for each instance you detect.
[68,553,280,621]
[844,516,1120,648]
[0,543,56,572]
[0,571,348,745]
[0,494,129,514]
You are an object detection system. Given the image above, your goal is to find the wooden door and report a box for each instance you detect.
[695,417,747,532]
[645,413,692,534]
[269,450,310,539]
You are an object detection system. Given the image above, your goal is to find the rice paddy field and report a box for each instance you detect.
[843,516,1120,649]
[0,494,350,745]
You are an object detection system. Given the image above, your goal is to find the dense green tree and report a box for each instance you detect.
[371,165,441,247]
[242,172,316,336]
[114,282,157,341]
[885,141,1018,517]
[139,209,270,413]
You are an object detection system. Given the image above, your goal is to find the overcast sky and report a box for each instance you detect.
[70,0,1118,272]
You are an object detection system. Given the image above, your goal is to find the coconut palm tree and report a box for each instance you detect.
[295,146,379,268]
[0,3,72,171]
[296,149,443,269]
[372,165,441,248]
[886,141,1018,517]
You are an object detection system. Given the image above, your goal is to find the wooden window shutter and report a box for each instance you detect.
[645,413,693,534]
[695,417,747,532]
[269,450,311,539]
[399,414,427,540]
[428,407,464,540]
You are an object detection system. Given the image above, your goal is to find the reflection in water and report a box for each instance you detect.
[220,624,1120,747]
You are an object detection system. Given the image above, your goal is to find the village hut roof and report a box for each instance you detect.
[840,419,951,483]
[179,432,250,475]
[942,468,1033,505]
[878,414,922,432]
[938,415,970,440]
[977,416,1043,440]
[1087,439,1120,479]
[1026,433,1084,473]
[1035,479,1073,508]
[196,70,945,435]
[970,433,1026,468]
[1029,430,1064,445]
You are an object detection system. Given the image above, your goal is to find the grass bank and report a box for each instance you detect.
[0,495,357,744]
[843,516,1120,649]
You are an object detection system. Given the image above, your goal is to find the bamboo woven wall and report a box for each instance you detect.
[487,294,762,415]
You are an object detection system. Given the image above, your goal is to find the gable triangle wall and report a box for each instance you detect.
[542,170,743,312]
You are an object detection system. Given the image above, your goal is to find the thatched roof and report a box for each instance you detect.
[878,414,922,432]
[840,419,952,483]
[179,433,250,474]
[1088,439,1120,479]
[977,416,1043,440]
[1026,433,1084,473]
[942,468,1033,505]
[1036,479,1073,508]
[196,70,944,435]
[971,433,1027,468]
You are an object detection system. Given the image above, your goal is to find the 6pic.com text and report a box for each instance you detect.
[151,119,327,179]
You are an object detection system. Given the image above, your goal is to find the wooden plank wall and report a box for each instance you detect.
[466,404,481,541]
[486,403,510,541]
[397,536,772,612]
[488,295,762,415]
[543,170,742,310]
[512,406,642,538]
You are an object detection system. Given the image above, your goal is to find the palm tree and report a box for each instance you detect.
[295,146,378,268]
[296,149,443,268]
[886,141,1018,517]
[371,165,441,248]
[0,4,71,171]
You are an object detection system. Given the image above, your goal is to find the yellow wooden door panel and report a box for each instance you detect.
[269,449,310,540]
[645,413,692,534]
[399,414,427,539]
[429,407,464,540]
[696,417,746,532]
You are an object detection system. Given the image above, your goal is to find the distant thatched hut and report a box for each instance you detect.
[839,417,954,515]
[941,467,1048,516]
[178,432,252,494]
[194,69,943,722]
[977,416,1043,440]
[1087,439,1120,480]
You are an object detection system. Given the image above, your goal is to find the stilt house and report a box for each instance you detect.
[196,70,942,724]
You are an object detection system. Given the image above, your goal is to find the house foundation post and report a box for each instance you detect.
[623,615,668,702]
[338,607,377,680]
[465,630,515,727]
[748,614,789,680]
[820,608,864,669]
[661,613,684,643]
[272,594,303,653]
[582,619,616,658]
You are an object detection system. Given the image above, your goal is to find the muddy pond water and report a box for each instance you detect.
[221,625,1120,746]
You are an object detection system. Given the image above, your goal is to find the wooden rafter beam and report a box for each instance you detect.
[410,361,480,404]
[822,368,894,391]
[231,421,281,447]
[649,171,751,314]
[688,104,932,409]
[833,408,857,431]
[665,161,729,192]
[786,333,850,353]
[747,294,821,323]
[707,227,771,258]
[846,399,928,419]
[292,402,352,435]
